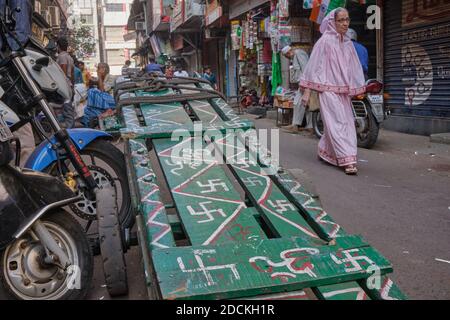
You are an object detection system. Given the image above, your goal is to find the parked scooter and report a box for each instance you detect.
[0,115,93,300]
[0,7,128,296]
[311,80,386,149]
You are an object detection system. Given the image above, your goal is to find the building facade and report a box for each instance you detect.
[98,0,137,75]
[126,0,450,136]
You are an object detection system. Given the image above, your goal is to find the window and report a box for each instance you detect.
[106,49,124,65]
[105,3,124,12]
[80,14,93,24]
[78,0,93,9]
[105,26,124,41]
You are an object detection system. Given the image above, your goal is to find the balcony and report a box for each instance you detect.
[171,0,204,33]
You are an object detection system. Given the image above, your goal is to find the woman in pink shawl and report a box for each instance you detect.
[300,8,366,175]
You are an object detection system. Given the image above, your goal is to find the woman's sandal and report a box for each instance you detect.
[345,165,358,175]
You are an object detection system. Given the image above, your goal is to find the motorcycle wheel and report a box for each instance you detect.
[312,111,324,139]
[45,139,134,231]
[357,111,379,149]
[0,212,93,300]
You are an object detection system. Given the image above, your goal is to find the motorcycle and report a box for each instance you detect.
[311,80,386,149]
[0,7,128,296]
[0,114,93,300]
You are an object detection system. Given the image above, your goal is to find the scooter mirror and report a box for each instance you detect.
[366,81,383,94]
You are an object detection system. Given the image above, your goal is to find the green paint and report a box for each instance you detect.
[152,237,392,300]
[314,282,371,300]
[128,138,176,250]
[153,138,266,246]
[360,276,408,300]
[276,171,347,241]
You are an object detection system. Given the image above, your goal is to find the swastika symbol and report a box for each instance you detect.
[267,200,296,213]
[186,201,227,223]
[330,249,376,273]
[242,177,264,187]
[196,179,230,194]
[177,249,240,286]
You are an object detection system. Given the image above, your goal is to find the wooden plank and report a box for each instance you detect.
[152,138,267,246]
[152,235,392,300]
[275,171,347,241]
[135,89,193,130]
[313,282,371,300]
[128,138,176,250]
[212,133,320,241]
[242,290,310,300]
[360,276,408,300]
[122,105,142,131]
[120,120,255,139]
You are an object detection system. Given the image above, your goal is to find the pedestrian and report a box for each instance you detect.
[122,60,132,76]
[202,66,218,90]
[299,8,366,175]
[56,37,75,128]
[347,28,369,80]
[165,65,174,79]
[173,65,189,77]
[77,61,91,87]
[81,62,116,127]
[56,37,74,84]
[145,56,163,74]
[74,62,83,84]
[281,45,312,134]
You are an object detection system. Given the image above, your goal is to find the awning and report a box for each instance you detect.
[229,0,270,19]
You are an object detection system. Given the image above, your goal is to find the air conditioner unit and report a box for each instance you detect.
[34,1,41,14]
[135,21,145,31]
[48,6,60,27]
[41,10,51,25]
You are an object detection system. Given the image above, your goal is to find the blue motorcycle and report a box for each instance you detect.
[0,10,129,296]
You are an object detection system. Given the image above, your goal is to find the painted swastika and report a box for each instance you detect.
[186,201,227,224]
[330,249,377,273]
[267,200,296,213]
[242,177,264,187]
[196,179,230,193]
[177,249,240,286]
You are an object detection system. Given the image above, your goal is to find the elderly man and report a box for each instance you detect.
[281,45,313,134]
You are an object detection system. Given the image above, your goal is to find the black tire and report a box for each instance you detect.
[312,111,323,139]
[45,139,134,231]
[82,140,133,229]
[0,212,94,300]
[357,110,379,149]
[96,186,128,297]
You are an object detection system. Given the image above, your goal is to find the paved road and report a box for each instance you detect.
[254,117,450,300]
[89,117,450,300]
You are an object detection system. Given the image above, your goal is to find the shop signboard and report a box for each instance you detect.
[206,5,222,26]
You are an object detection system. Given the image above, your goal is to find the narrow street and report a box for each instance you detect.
[255,117,450,300]
[87,116,450,300]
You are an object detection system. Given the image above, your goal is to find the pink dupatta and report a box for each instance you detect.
[300,8,366,96]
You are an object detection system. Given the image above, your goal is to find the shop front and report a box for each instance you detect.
[227,0,273,105]
[383,0,450,135]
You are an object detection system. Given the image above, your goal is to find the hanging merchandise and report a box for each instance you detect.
[317,0,330,24]
[310,0,322,23]
[231,21,241,51]
[303,0,314,9]
[279,0,289,17]
[277,1,291,51]
[271,52,282,96]
[326,0,347,15]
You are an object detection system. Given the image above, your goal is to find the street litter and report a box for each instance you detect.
[435,258,450,265]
